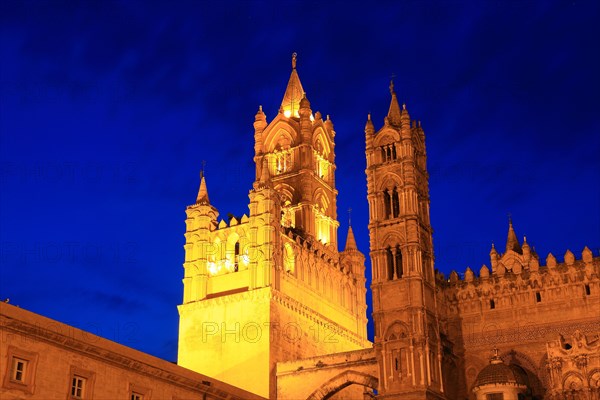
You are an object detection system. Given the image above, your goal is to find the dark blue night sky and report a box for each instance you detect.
[1,1,599,362]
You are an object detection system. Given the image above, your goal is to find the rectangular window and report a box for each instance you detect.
[487,394,504,400]
[131,393,143,400]
[11,357,27,382]
[71,375,85,398]
[536,292,542,302]
[585,284,591,295]
[3,347,39,394]
[490,299,495,309]
[68,366,95,399]
[128,383,150,400]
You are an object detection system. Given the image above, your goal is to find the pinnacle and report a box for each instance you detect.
[260,157,271,183]
[387,80,402,126]
[281,53,305,118]
[196,173,210,204]
[344,226,358,251]
[505,219,522,254]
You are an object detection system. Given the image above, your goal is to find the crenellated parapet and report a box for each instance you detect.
[438,245,599,317]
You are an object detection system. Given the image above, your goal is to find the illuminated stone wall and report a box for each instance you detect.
[177,56,370,398]
[177,56,600,399]
[437,243,600,399]
[0,303,263,400]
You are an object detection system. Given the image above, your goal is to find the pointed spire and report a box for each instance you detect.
[387,79,402,126]
[255,105,266,121]
[196,172,210,204]
[505,217,522,253]
[260,156,271,184]
[281,52,305,118]
[490,242,498,255]
[365,113,374,131]
[344,226,358,251]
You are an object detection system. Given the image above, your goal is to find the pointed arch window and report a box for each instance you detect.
[386,245,403,280]
[383,190,391,219]
[382,187,401,220]
[395,245,403,278]
[386,247,394,280]
[391,187,400,218]
[380,144,397,162]
[234,242,240,272]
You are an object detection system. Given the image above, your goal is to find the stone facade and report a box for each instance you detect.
[177,53,370,399]
[0,302,262,400]
[178,56,599,399]
[3,55,597,400]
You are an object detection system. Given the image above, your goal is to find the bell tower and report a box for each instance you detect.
[178,54,368,399]
[365,82,445,398]
[254,52,339,248]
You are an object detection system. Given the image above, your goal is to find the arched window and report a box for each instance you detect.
[386,247,394,280]
[392,187,399,218]
[395,245,403,278]
[383,187,400,220]
[380,144,397,162]
[383,190,391,219]
[234,242,240,272]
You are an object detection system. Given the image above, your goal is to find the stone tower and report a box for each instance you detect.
[365,82,445,398]
[177,55,369,399]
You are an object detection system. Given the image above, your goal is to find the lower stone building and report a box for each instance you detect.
[0,303,264,400]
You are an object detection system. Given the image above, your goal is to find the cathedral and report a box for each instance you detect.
[177,54,600,399]
[1,55,599,400]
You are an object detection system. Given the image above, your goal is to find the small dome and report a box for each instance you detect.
[474,360,528,388]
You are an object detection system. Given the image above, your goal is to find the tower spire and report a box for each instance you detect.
[505,215,522,253]
[281,52,305,118]
[344,226,358,251]
[387,79,402,125]
[196,170,210,205]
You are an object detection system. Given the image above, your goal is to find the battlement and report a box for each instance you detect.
[439,246,599,286]
[216,213,249,230]
[437,246,599,318]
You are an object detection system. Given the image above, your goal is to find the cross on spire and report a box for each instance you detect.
[348,207,353,227]
[201,160,206,178]
[389,73,396,94]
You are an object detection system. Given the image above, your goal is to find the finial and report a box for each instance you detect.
[348,207,352,227]
[367,113,371,121]
[259,105,262,112]
[201,160,206,178]
[326,114,330,120]
[389,78,395,94]
[402,103,406,110]
[489,346,503,364]
[508,212,512,225]
[292,52,297,69]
